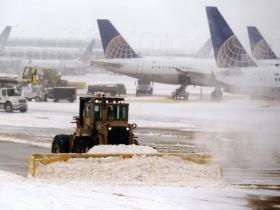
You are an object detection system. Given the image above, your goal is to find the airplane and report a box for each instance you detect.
[247,26,280,65]
[0,39,96,73]
[206,6,280,99]
[0,26,12,53]
[94,19,221,99]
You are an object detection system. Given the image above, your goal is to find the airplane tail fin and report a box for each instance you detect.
[247,26,277,60]
[195,37,213,58]
[97,19,138,59]
[206,7,256,68]
[79,39,95,62]
[0,26,12,52]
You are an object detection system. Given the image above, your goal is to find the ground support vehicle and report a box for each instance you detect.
[87,84,126,96]
[0,88,27,112]
[47,87,76,102]
[136,79,153,96]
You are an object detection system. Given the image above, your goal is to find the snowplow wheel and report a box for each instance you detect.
[51,135,70,153]
[134,139,139,145]
[72,137,96,153]
[5,102,13,112]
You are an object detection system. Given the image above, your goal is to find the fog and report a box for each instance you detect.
[1,0,280,53]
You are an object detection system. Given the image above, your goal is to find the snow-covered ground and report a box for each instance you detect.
[0,73,279,209]
[1,170,280,210]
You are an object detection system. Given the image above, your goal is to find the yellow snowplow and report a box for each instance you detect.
[28,95,212,177]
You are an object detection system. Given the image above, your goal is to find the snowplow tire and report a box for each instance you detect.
[72,137,97,153]
[51,135,70,153]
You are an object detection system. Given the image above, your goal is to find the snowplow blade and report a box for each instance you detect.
[28,153,212,177]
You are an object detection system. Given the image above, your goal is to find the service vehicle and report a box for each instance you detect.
[0,88,27,112]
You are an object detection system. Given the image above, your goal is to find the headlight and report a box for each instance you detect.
[108,127,112,131]
[126,127,129,131]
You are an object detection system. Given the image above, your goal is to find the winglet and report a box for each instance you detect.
[195,37,213,58]
[0,26,12,52]
[79,39,95,62]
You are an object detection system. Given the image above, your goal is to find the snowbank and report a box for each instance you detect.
[34,155,223,187]
[87,144,158,154]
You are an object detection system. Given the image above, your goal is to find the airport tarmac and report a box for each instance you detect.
[0,92,279,209]
[0,95,279,187]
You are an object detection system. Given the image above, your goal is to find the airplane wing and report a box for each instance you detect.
[92,60,123,69]
[175,67,213,77]
[175,67,229,87]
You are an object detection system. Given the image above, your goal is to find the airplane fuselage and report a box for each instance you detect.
[94,57,216,86]
[94,57,280,98]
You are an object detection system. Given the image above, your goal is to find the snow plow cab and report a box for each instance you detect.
[51,95,138,153]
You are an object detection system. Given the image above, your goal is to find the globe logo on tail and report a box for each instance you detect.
[253,40,277,60]
[105,35,138,59]
[217,35,256,68]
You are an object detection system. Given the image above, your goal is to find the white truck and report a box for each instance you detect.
[0,88,28,112]
[21,85,48,102]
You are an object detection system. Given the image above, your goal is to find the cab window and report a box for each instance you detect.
[2,89,7,96]
[107,105,128,120]
[94,105,101,120]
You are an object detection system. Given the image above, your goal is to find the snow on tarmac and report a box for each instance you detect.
[0,170,279,210]
[0,74,279,209]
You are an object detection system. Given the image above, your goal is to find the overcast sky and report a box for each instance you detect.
[1,0,280,53]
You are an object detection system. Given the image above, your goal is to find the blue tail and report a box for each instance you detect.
[247,26,277,60]
[0,26,12,52]
[206,7,256,68]
[97,19,138,59]
[79,39,95,62]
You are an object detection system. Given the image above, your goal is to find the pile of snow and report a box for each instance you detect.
[34,155,223,187]
[88,144,158,154]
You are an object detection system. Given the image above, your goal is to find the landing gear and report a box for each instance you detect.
[171,84,189,100]
[211,87,223,100]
